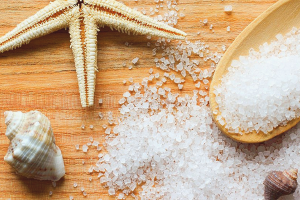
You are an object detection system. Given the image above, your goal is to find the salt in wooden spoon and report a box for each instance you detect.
[209,0,300,143]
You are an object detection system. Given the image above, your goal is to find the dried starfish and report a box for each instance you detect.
[0,0,186,107]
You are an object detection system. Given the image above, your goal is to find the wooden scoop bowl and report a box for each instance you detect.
[209,0,300,143]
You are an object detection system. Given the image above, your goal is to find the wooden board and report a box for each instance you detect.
[0,0,278,199]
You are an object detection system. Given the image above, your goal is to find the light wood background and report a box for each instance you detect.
[0,0,277,199]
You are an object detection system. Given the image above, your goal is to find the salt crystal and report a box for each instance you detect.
[82,145,88,153]
[75,144,80,150]
[88,166,94,173]
[52,181,56,188]
[224,5,233,14]
[123,92,131,98]
[97,113,104,120]
[49,191,53,196]
[227,26,231,32]
[108,188,115,196]
[99,99,103,104]
[92,141,99,146]
[105,128,111,135]
[73,183,78,188]
[131,59,139,66]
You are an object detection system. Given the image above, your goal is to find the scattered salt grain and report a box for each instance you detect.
[75,144,80,150]
[203,19,208,25]
[105,128,111,135]
[108,188,115,196]
[178,84,183,90]
[92,141,99,146]
[49,191,53,196]
[88,166,94,173]
[69,196,74,200]
[118,193,125,199]
[83,191,87,196]
[132,57,139,64]
[98,112,104,119]
[81,125,85,130]
[82,145,88,153]
[123,92,131,98]
[99,99,103,104]
[73,183,78,188]
[52,181,56,188]
[89,125,94,130]
[227,26,231,32]
[224,5,233,14]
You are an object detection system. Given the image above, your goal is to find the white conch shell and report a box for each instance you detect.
[4,111,65,181]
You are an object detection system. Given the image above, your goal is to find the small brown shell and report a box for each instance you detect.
[264,168,298,200]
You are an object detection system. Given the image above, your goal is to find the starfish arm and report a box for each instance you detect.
[69,7,88,108]
[0,0,75,53]
[84,0,187,40]
[83,10,99,107]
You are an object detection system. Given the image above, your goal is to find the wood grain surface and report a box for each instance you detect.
[0,0,277,199]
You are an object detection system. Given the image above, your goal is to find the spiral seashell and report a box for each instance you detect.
[3,111,65,181]
[264,168,298,200]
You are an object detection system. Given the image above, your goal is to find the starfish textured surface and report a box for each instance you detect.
[0,0,186,107]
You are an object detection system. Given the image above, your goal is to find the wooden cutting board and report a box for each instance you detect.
[0,0,277,199]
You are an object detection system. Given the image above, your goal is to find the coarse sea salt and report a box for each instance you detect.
[89,1,300,199]
[95,78,300,199]
[214,27,300,134]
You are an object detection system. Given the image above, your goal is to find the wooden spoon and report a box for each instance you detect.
[209,0,300,143]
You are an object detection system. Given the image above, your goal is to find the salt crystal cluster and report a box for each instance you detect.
[91,6,300,199]
[96,78,300,199]
[214,27,300,134]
